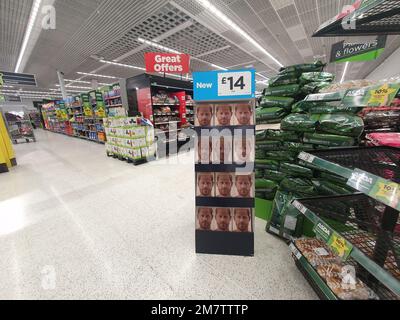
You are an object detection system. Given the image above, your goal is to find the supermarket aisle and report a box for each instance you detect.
[0,129,317,300]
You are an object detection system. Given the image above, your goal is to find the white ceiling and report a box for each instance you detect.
[1,0,400,94]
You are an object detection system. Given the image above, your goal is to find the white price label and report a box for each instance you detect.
[298,152,315,163]
[314,247,329,256]
[289,243,302,260]
[293,200,307,214]
[218,71,252,97]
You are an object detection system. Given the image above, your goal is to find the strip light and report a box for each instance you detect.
[15,0,42,72]
[76,72,118,79]
[138,37,181,54]
[55,84,92,90]
[64,79,111,86]
[0,89,60,95]
[100,59,146,71]
[196,0,283,68]
[340,62,349,84]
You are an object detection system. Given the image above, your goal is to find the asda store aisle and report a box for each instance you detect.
[0,130,317,300]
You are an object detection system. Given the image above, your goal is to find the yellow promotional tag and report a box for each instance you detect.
[328,233,352,259]
[375,181,400,208]
[368,84,397,106]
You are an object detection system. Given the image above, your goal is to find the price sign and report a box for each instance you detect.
[218,71,252,97]
[292,200,307,214]
[193,69,255,101]
[328,232,353,260]
[298,152,315,163]
[289,243,302,260]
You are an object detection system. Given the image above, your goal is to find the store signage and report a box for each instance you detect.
[194,70,255,257]
[193,69,255,101]
[342,83,400,107]
[330,36,387,63]
[144,53,190,74]
[81,93,93,117]
[0,71,37,86]
[347,169,400,210]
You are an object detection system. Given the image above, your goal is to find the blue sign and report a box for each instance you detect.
[193,69,256,101]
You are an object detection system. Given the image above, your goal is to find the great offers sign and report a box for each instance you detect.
[330,36,387,63]
[144,52,190,73]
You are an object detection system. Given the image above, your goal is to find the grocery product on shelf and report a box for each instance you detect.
[105,116,156,164]
[366,133,400,148]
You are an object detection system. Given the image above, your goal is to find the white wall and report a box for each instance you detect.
[366,46,400,81]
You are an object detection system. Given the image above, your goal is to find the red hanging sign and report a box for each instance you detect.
[144,53,190,74]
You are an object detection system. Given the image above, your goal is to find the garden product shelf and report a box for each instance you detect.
[313,0,400,37]
[298,147,400,210]
[292,194,400,299]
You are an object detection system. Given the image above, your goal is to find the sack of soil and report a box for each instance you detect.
[303,133,355,147]
[263,84,301,98]
[256,107,287,120]
[282,142,315,152]
[256,140,283,151]
[260,96,295,110]
[279,178,317,197]
[268,72,299,87]
[265,151,297,162]
[264,169,287,182]
[300,72,335,85]
[255,159,280,171]
[280,162,314,178]
[281,113,318,133]
[318,113,364,137]
[279,61,326,75]
[256,129,301,142]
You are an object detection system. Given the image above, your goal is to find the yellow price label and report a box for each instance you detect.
[368,84,397,106]
[329,233,352,259]
[375,181,400,208]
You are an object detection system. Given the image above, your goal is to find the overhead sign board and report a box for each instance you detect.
[0,71,37,86]
[330,36,387,63]
[193,69,256,101]
[144,53,190,74]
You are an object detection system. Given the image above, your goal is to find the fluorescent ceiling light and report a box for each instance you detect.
[64,79,111,86]
[76,72,118,79]
[1,85,14,88]
[100,59,146,71]
[210,63,227,71]
[14,0,42,72]
[55,84,92,90]
[138,37,181,54]
[51,88,85,93]
[196,0,283,68]
[340,62,349,84]
[256,73,269,80]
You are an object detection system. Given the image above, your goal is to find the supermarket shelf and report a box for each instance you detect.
[298,147,400,210]
[105,96,121,100]
[289,243,339,300]
[154,121,180,125]
[292,194,400,298]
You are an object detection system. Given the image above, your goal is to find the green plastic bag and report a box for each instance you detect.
[255,169,264,179]
[264,170,287,182]
[256,140,282,151]
[281,114,318,133]
[300,72,334,84]
[266,190,303,239]
[303,133,355,147]
[318,114,364,137]
[282,142,315,152]
[265,151,297,162]
[257,130,301,142]
[312,180,354,196]
[260,96,295,110]
[263,84,301,98]
[279,61,325,75]
[255,159,280,171]
[257,191,278,201]
[268,73,299,87]
[279,178,316,196]
[255,179,278,191]
[301,82,332,95]
[280,162,314,178]
[309,101,360,114]
[256,107,287,120]
[256,118,284,125]
[255,149,267,159]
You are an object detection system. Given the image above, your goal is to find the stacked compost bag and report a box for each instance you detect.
[256,61,332,124]
[255,62,365,241]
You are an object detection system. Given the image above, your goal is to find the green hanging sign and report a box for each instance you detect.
[342,83,400,107]
[330,36,387,63]
[95,91,106,118]
[81,93,93,117]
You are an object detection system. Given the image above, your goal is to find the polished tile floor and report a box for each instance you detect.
[0,130,317,300]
